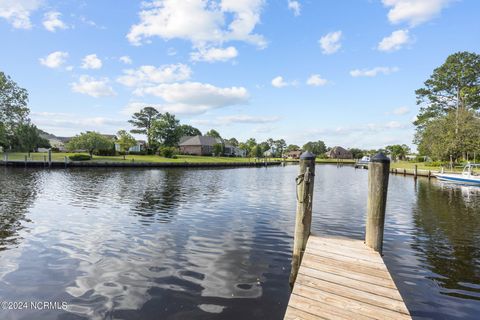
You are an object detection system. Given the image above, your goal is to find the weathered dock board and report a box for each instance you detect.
[284,235,412,320]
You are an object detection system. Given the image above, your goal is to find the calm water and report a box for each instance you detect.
[0,165,479,319]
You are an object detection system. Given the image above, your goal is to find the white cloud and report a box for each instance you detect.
[129,82,249,115]
[319,31,342,55]
[71,75,116,98]
[81,54,103,69]
[39,51,68,69]
[382,0,452,26]
[378,29,410,52]
[127,0,266,49]
[288,0,301,16]
[306,74,328,87]
[42,11,67,32]
[117,64,192,87]
[192,114,280,126]
[393,106,410,115]
[119,56,132,64]
[271,76,289,88]
[191,46,238,62]
[350,66,399,77]
[0,0,43,29]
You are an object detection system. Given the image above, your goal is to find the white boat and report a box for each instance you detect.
[435,163,480,185]
[355,156,370,169]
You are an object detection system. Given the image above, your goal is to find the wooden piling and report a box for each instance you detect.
[428,170,431,179]
[24,155,27,168]
[289,151,316,287]
[414,165,418,179]
[365,153,390,255]
[48,149,52,168]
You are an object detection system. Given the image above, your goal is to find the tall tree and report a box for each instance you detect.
[286,144,300,152]
[151,112,181,147]
[302,140,327,156]
[418,109,480,161]
[116,130,137,160]
[178,124,201,137]
[128,107,161,148]
[415,52,480,135]
[67,132,114,159]
[274,139,287,157]
[385,144,410,161]
[0,71,30,148]
[225,137,239,147]
[205,129,222,139]
[14,123,49,154]
[0,122,6,148]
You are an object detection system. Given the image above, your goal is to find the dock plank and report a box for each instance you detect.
[285,235,411,320]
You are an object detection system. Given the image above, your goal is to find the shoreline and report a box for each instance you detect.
[0,160,283,169]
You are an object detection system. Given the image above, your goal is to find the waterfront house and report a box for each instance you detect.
[325,146,353,159]
[285,150,302,159]
[114,140,146,153]
[179,135,246,156]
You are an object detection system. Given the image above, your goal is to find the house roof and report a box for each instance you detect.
[179,135,222,147]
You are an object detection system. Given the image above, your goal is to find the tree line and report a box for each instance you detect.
[0,72,50,154]
[414,51,480,162]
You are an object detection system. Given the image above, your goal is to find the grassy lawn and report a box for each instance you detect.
[389,161,470,173]
[1,152,274,163]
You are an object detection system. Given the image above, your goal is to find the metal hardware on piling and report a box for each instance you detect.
[289,151,316,288]
[365,153,390,255]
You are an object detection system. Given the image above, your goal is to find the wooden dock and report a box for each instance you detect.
[284,235,412,320]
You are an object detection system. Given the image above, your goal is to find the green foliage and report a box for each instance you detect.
[213,143,223,156]
[128,106,161,148]
[349,148,365,159]
[225,137,239,147]
[274,139,286,157]
[254,145,263,158]
[67,132,114,158]
[286,144,300,152]
[0,122,6,147]
[302,140,327,156]
[385,144,411,161]
[116,130,136,154]
[68,154,91,161]
[417,109,480,161]
[178,124,202,137]
[205,129,222,139]
[14,123,50,152]
[159,146,177,158]
[415,51,480,131]
[151,112,181,147]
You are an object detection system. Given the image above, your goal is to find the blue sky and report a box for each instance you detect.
[0,0,479,149]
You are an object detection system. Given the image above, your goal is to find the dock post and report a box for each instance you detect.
[428,170,431,179]
[48,149,52,168]
[64,156,68,168]
[414,165,418,179]
[3,152,7,165]
[289,151,316,287]
[24,155,27,168]
[43,155,46,168]
[365,153,390,255]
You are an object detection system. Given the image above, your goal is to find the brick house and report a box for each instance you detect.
[179,135,245,156]
[325,146,353,159]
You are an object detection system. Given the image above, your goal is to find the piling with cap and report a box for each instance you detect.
[289,151,316,287]
[365,153,390,255]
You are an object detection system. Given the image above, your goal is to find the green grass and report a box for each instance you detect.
[1,152,273,163]
[389,161,471,173]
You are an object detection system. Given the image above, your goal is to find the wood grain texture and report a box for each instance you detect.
[284,235,411,320]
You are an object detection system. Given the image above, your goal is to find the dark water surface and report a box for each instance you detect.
[0,165,479,319]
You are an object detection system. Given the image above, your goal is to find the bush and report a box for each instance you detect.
[159,146,177,158]
[69,154,91,161]
[93,147,116,156]
[51,147,60,152]
[129,150,147,155]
